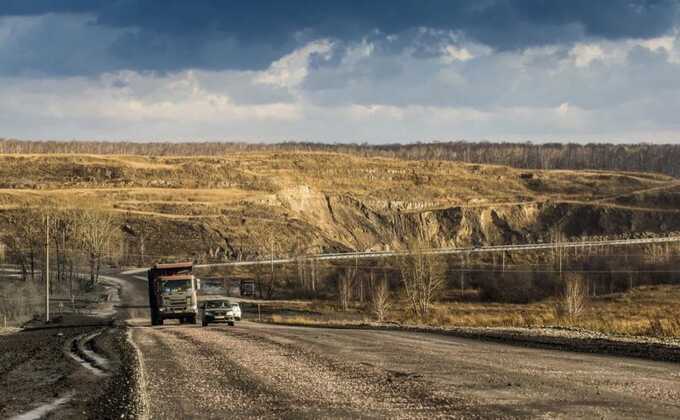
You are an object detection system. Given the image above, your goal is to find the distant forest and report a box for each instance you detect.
[1,139,680,177]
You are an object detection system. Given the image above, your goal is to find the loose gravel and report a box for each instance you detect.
[132,324,478,418]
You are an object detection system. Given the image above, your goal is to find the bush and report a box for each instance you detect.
[370,277,391,322]
[554,274,588,320]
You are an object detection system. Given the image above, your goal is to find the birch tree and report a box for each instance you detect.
[398,240,446,319]
[76,210,119,287]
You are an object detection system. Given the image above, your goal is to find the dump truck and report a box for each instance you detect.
[147,262,199,326]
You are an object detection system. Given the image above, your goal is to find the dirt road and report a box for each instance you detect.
[128,319,680,419]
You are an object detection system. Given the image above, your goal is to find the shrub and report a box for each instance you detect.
[554,274,588,321]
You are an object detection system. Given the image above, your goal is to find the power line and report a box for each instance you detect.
[193,235,680,269]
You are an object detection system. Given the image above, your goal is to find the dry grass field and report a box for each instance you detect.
[267,284,680,338]
[0,151,675,213]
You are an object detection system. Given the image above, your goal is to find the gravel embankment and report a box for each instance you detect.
[262,321,680,362]
[86,326,145,419]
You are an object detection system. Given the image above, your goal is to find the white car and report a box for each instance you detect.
[200,299,235,327]
[230,302,242,321]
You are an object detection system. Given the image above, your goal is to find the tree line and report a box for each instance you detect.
[242,236,680,323]
[1,207,120,290]
[0,207,121,322]
[2,139,679,177]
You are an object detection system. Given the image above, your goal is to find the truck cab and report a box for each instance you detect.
[148,262,199,325]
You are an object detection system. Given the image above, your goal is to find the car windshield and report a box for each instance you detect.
[206,301,230,308]
[231,303,239,308]
[162,280,191,294]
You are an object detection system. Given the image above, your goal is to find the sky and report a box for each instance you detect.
[1,0,680,143]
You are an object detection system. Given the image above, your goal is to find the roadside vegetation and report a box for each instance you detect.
[258,240,680,339]
[269,284,680,338]
[0,206,121,325]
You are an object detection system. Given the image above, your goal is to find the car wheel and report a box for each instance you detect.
[228,321,235,326]
[202,320,208,327]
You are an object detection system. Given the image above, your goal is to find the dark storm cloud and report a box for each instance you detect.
[1,0,678,75]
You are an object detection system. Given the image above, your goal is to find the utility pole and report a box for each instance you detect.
[270,234,275,299]
[45,214,50,323]
[460,253,465,298]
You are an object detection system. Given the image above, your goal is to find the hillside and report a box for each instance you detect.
[1,152,679,261]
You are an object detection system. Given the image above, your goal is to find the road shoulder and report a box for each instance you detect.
[259,320,680,363]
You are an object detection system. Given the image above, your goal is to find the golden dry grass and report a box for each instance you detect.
[0,150,672,232]
[393,285,680,337]
[266,285,680,338]
[0,151,674,217]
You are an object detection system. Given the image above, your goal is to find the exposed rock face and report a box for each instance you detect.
[116,195,680,262]
[262,185,680,254]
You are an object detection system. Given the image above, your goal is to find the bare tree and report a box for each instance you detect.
[49,210,78,287]
[75,210,119,287]
[252,263,274,300]
[308,258,317,293]
[370,272,391,322]
[337,265,356,311]
[555,274,588,320]
[398,240,446,319]
[3,206,46,282]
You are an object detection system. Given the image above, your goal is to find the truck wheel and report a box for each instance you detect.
[151,311,161,326]
[189,315,196,324]
[202,320,208,327]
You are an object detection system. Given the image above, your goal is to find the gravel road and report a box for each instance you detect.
[101,272,679,419]
[129,320,680,419]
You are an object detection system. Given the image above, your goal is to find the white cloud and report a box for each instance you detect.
[0,70,302,128]
[441,45,473,63]
[639,36,675,52]
[2,33,680,143]
[255,39,333,88]
[569,43,605,67]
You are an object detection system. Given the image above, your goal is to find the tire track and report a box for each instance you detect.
[170,326,477,418]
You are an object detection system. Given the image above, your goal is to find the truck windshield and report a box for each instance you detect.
[162,280,191,293]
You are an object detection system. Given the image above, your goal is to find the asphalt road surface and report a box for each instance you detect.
[115,274,680,419]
